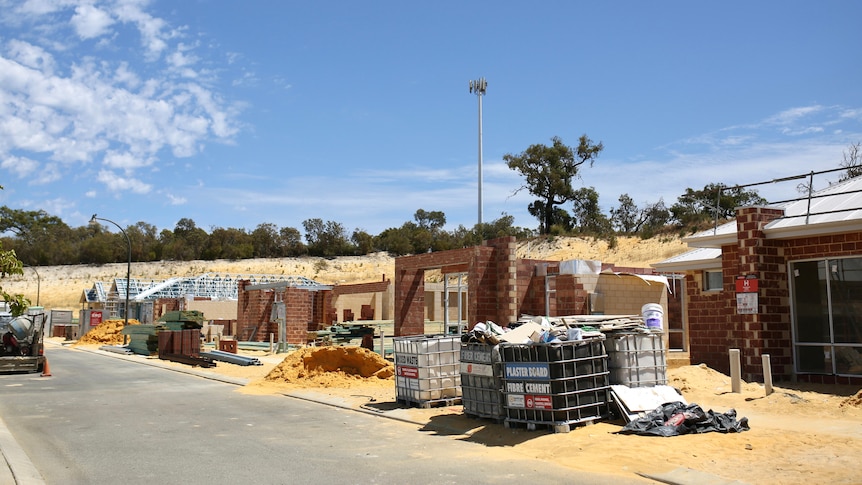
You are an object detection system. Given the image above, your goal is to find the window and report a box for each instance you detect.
[791,257,862,376]
[703,270,723,291]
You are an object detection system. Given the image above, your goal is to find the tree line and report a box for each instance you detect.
[0,186,764,267]
[2,138,859,268]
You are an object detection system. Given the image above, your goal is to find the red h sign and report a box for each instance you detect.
[735,277,758,293]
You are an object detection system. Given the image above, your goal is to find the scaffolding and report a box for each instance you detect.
[93,273,325,308]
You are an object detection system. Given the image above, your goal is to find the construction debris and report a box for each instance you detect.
[99,345,133,355]
[200,350,262,366]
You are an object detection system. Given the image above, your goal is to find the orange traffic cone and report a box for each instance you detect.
[40,358,52,377]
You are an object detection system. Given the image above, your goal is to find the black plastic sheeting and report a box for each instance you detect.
[617,401,750,437]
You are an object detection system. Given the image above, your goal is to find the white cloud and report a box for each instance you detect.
[111,0,178,62]
[14,0,69,17]
[6,39,55,74]
[32,161,61,184]
[766,106,824,126]
[164,193,187,205]
[103,150,151,170]
[71,4,114,39]
[0,3,240,199]
[97,169,151,194]
[1,155,39,177]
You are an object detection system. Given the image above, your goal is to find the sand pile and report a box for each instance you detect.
[669,362,761,394]
[264,346,394,388]
[840,390,862,408]
[72,319,141,346]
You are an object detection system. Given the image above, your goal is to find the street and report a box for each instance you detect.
[0,345,643,485]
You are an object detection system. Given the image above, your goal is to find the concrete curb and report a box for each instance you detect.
[0,414,46,485]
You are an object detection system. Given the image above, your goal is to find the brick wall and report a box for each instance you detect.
[236,280,271,341]
[333,280,390,296]
[395,239,514,335]
[153,298,180,321]
[284,287,313,344]
[685,207,862,385]
[394,237,666,338]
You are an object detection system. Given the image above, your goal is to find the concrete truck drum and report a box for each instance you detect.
[0,310,47,373]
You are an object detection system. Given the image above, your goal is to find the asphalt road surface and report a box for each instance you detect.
[0,345,648,485]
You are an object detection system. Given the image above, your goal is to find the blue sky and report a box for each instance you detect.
[1,0,860,237]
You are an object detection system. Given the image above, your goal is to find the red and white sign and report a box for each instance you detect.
[525,394,553,410]
[736,293,758,315]
[90,311,103,326]
[735,276,758,293]
[396,366,419,379]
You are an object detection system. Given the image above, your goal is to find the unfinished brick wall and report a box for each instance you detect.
[395,267,426,336]
[153,298,180,321]
[236,280,273,341]
[516,259,555,317]
[394,238,518,336]
[284,287,314,344]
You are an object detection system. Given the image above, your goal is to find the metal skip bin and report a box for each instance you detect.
[500,338,610,433]
[394,335,461,408]
[460,342,504,421]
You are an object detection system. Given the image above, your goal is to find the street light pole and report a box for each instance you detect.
[90,214,131,327]
[26,265,40,307]
[469,77,487,227]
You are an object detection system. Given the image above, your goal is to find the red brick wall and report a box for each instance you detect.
[555,275,588,315]
[516,259,605,318]
[685,207,862,385]
[153,298,180,321]
[284,287,313,344]
[394,268,425,336]
[236,280,270,341]
[332,280,390,296]
[394,239,517,335]
[236,280,316,344]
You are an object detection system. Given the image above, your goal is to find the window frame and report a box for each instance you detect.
[703,269,723,292]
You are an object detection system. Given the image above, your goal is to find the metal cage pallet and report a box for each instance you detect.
[604,331,667,387]
[499,338,611,432]
[460,342,504,420]
[394,334,461,407]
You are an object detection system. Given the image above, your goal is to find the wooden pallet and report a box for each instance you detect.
[503,417,600,433]
[397,397,462,409]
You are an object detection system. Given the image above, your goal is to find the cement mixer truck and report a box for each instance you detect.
[0,308,46,373]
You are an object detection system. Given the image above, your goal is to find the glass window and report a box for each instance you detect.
[791,256,862,376]
[703,270,723,291]
[828,258,862,344]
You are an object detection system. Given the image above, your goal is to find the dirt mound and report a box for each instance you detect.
[264,346,394,388]
[71,319,141,346]
[840,390,862,408]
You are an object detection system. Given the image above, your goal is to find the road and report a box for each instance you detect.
[0,345,646,485]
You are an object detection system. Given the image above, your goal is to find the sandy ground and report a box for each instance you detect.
[2,236,689,310]
[63,337,862,485]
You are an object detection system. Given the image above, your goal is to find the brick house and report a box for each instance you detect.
[653,175,862,385]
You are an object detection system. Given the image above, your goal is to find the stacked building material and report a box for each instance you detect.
[120,324,161,355]
[159,310,205,331]
[157,329,214,367]
[199,350,262,366]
